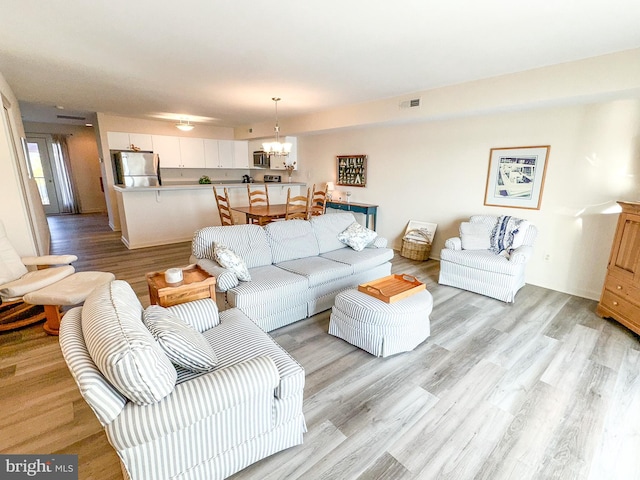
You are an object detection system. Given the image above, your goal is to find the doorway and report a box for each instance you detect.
[25,135,61,215]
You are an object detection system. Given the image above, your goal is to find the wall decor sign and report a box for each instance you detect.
[484,145,550,210]
[337,155,367,187]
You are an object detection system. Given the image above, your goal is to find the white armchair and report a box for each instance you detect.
[59,280,306,480]
[0,220,114,334]
[438,215,537,302]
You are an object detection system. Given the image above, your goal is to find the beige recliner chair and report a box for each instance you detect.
[0,220,114,334]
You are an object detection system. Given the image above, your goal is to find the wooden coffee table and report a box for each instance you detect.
[146,264,216,307]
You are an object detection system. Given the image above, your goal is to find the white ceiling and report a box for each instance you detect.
[2,0,640,127]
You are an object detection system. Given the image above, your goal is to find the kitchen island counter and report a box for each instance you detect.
[114,182,304,249]
[113,181,306,192]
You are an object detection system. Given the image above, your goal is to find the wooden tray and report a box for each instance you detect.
[146,264,216,307]
[358,274,425,303]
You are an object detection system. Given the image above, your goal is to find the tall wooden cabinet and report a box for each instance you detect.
[596,201,640,334]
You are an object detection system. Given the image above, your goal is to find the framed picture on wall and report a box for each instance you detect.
[337,155,367,187]
[484,145,550,210]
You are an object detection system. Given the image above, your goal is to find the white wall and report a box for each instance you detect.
[23,122,107,214]
[0,71,48,255]
[295,98,640,300]
[234,48,640,300]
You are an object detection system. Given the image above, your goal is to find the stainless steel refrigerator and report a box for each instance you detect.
[112,151,161,187]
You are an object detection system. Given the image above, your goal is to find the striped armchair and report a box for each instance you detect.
[59,280,306,480]
[438,215,537,302]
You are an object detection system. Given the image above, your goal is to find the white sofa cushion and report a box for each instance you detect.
[460,222,491,250]
[227,265,309,312]
[176,307,305,400]
[310,212,357,254]
[192,224,272,268]
[81,280,177,405]
[144,305,218,372]
[440,248,524,275]
[276,256,352,288]
[265,219,320,263]
[321,246,394,274]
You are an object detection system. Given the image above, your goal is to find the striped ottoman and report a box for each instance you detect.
[328,288,432,357]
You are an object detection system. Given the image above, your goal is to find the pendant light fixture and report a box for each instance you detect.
[176,118,195,132]
[262,97,291,158]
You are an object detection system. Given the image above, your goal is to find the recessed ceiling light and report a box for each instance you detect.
[85,123,93,127]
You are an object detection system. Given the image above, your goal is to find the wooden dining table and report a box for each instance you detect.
[230,204,288,224]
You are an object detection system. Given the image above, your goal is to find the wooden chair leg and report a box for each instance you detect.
[43,305,63,336]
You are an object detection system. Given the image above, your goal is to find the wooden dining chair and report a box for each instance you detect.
[309,183,328,218]
[247,184,271,225]
[247,184,270,207]
[213,186,235,226]
[285,187,310,220]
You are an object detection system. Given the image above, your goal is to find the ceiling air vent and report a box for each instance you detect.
[56,114,86,120]
[399,98,421,109]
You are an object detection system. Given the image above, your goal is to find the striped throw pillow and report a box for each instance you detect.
[81,280,177,405]
[144,305,218,372]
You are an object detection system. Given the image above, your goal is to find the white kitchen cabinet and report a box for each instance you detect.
[215,140,250,169]
[152,135,181,168]
[233,141,250,169]
[129,133,153,151]
[179,137,206,168]
[218,140,235,168]
[204,139,234,169]
[269,136,298,170]
[204,139,220,168]
[107,132,153,151]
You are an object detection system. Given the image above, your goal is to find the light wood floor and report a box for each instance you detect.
[1,213,639,480]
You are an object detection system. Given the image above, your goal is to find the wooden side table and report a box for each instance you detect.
[146,264,216,307]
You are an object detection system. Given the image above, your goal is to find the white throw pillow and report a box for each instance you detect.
[338,222,378,252]
[144,305,218,372]
[460,222,491,250]
[510,221,530,250]
[213,243,251,281]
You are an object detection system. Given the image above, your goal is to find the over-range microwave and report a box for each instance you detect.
[253,151,270,168]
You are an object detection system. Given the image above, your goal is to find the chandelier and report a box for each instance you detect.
[262,97,291,158]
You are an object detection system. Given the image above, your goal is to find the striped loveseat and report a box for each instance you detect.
[191,212,394,332]
[438,215,537,302]
[59,280,306,480]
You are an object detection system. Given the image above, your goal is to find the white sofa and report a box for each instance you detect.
[191,212,394,332]
[438,214,537,302]
[59,280,306,480]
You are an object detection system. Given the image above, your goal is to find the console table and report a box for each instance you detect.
[326,200,378,230]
